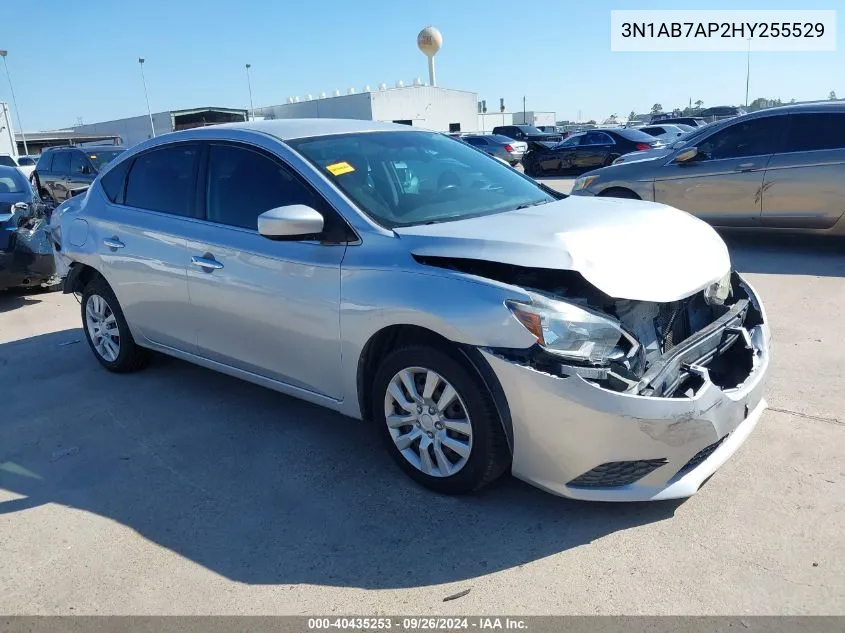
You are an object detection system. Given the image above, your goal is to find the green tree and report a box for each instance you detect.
[694,99,704,110]
[628,110,636,121]
[830,91,838,100]
[748,97,771,112]
[650,103,663,114]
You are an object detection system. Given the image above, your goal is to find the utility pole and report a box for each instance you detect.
[745,38,751,108]
[523,96,526,125]
[245,63,255,121]
[0,50,28,155]
[138,57,155,138]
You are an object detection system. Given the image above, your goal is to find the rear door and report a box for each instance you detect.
[94,143,200,351]
[573,131,615,168]
[47,151,72,202]
[654,115,787,227]
[761,112,845,229]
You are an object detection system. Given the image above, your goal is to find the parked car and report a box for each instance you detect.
[0,165,56,291]
[570,103,845,233]
[462,134,528,165]
[492,124,562,143]
[32,145,126,203]
[639,124,694,144]
[522,128,664,176]
[52,118,769,501]
[650,117,708,128]
[0,153,36,180]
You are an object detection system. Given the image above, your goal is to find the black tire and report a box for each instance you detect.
[80,276,150,373]
[524,161,540,177]
[598,187,641,200]
[372,344,510,495]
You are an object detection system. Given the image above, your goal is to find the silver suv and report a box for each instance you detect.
[51,119,769,501]
[570,103,845,233]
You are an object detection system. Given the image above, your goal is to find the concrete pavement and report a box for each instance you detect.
[0,232,843,615]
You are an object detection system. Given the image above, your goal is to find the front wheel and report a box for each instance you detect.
[372,345,510,494]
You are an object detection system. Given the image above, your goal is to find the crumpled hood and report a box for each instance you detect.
[395,196,731,302]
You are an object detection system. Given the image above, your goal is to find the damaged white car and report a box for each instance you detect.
[51,119,770,501]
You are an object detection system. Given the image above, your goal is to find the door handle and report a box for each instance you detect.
[191,255,224,270]
[102,237,125,249]
[737,162,755,172]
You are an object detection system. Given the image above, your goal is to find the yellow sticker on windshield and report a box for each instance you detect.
[326,161,355,176]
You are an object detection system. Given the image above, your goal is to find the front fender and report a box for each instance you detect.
[335,266,537,419]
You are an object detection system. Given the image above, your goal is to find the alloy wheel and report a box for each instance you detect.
[383,367,473,477]
[85,294,120,362]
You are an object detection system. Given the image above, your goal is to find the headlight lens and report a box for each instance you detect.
[506,295,625,364]
[572,175,599,191]
[704,271,732,306]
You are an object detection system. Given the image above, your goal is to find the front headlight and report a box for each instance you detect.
[506,295,625,364]
[572,175,599,192]
[704,270,732,306]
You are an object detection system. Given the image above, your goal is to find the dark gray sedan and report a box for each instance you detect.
[570,103,845,234]
[461,134,528,166]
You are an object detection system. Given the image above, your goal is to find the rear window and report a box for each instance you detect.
[517,125,545,135]
[0,174,26,193]
[490,134,516,143]
[615,128,662,142]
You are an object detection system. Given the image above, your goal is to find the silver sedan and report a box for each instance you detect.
[51,119,770,501]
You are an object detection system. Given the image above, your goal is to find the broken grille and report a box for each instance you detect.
[657,300,691,352]
[567,458,668,488]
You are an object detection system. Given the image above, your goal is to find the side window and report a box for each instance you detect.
[465,137,486,146]
[783,113,845,152]
[581,132,610,145]
[100,159,131,203]
[69,152,89,175]
[36,153,53,171]
[205,144,319,231]
[125,143,200,216]
[52,152,71,175]
[698,117,784,160]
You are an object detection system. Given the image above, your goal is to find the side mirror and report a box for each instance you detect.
[674,147,700,164]
[258,205,324,240]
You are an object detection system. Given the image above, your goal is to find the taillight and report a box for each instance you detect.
[635,143,652,151]
[504,144,514,153]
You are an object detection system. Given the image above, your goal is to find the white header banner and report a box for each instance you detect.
[610,10,837,52]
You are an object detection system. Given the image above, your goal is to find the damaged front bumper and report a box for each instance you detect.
[0,218,56,291]
[482,276,770,502]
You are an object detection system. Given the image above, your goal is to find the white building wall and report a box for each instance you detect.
[370,87,476,132]
[512,111,557,127]
[256,93,373,121]
[72,112,173,148]
[1,102,17,157]
[476,112,513,133]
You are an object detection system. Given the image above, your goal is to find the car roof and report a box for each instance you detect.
[210,118,425,141]
[46,145,126,152]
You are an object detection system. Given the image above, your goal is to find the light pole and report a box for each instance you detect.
[0,50,29,155]
[138,57,155,138]
[745,37,751,108]
[245,63,255,121]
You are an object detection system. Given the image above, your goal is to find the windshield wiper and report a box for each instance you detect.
[514,200,551,210]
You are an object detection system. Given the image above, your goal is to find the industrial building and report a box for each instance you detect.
[512,110,557,128]
[68,106,248,149]
[253,84,478,133]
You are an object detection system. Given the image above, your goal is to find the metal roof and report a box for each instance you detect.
[209,118,424,140]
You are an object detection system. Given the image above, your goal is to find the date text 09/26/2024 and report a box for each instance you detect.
[307,617,528,631]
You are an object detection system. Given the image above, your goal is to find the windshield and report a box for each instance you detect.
[87,150,125,171]
[289,131,555,229]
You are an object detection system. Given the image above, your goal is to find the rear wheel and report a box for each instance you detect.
[372,345,510,494]
[81,277,150,373]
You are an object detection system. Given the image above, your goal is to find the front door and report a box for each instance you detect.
[184,142,347,399]
[653,115,787,227]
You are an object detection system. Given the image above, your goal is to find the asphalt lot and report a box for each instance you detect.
[1,196,844,614]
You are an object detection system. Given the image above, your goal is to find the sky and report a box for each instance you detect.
[1,0,842,131]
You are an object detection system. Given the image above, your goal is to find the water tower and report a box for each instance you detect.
[417,26,442,87]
